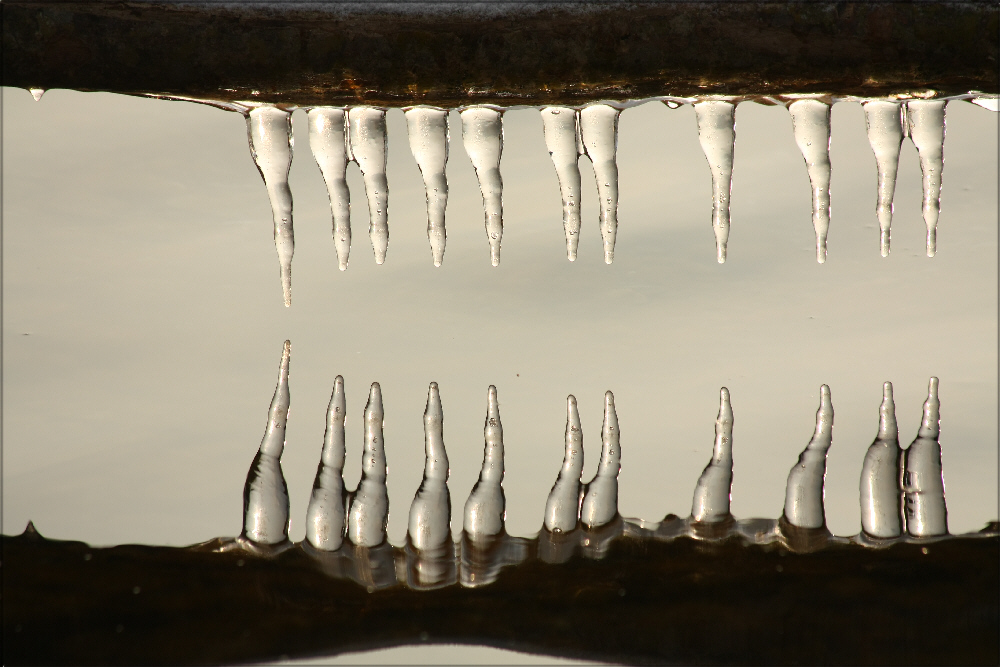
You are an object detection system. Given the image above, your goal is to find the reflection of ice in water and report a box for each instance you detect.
[346,383,389,547]
[404,107,450,267]
[348,107,390,265]
[543,395,584,533]
[690,387,734,523]
[863,101,904,257]
[463,385,506,539]
[579,105,621,265]
[905,377,948,537]
[859,382,903,538]
[305,376,348,551]
[788,100,832,264]
[906,101,946,257]
[783,385,834,529]
[540,107,584,260]
[242,341,291,545]
[307,108,352,270]
[580,391,620,529]
[694,101,736,264]
[408,382,452,550]
[246,107,294,306]
[461,107,504,266]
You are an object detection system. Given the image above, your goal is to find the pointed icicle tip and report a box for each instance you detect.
[24,520,39,536]
[878,381,898,441]
[918,377,941,439]
[29,88,45,102]
[718,387,733,423]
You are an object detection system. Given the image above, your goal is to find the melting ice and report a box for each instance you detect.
[305,376,348,551]
[307,108,352,270]
[405,107,450,267]
[906,101,946,257]
[407,383,452,550]
[461,107,505,266]
[580,391,621,529]
[346,383,390,547]
[904,377,948,537]
[543,395,585,533]
[788,100,832,264]
[783,385,834,529]
[690,388,734,523]
[859,382,903,538]
[347,107,390,264]
[693,101,736,263]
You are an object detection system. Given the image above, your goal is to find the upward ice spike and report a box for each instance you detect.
[348,107,390,264]
[305,376,348,551]
[862,101,904,257]
[307,108,352,271]
[242,341,292,545]
[580,391,621,529]
[860,382,904,538]
[247,107,294,306]
[404,107,450,267]
[463,386,505,539]
[579,105,621,264]
[408,383,452,550]
[347,383,389,547]
[783,385,834,529]
[694,101,736,263]
[540,107,584,261]
[788,100,832,263]
[543,395,585,533]
[904,377,948,537]
[691,388,734,523]
[906,101,946,257]
[461,107,504,266]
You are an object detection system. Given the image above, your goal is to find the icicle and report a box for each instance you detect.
[246,108,294,306]
[970,95,999,112]
[305,376,348,551]
[863,101,904,257]
[859,382,904,538]
[543,395,585,533]
[788,100,832,263]
[408,383,452,550]
[541,107,584,261]
[404,107,450,267]
[694,101,736,263]
[691,388,734,523]
[904,377,948,537]
[463,386,505,539]
[29,88,45,102]
[906,101,946,257]
[461,107,504,266]
[346,383,389,547]
[307,108,352,271]
[579,104,621,264]
[783,385,834,529]
[580,391,621,529]
[347,107,389,264]
[242,341,292,545]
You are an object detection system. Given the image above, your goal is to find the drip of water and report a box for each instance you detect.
[246,108,294,306]
[783,385,834,529]
[463,386,506,539]
[347,107,390,264]
[906,101,946,257]
[305,376,348,551]
[862,101,904,257]
[404,107,450,267]
[859,382,904,538]
[579,105,621,264]
[346,383,389,547]
[408,382,452,550]
[690,387,734,523]
[540,107,584,261]
[460,107,504,266]
[788,100,832,263]
[580,391,620,529]
[29,88,45,102]
[242,341,291,545]
[694,101,736,263]
[307,108,352,271]
[543,395,585,533]
[904,377,948,537]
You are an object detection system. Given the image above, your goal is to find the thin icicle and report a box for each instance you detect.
[859,382,903,538]
[580,105,621,264]
[863,101,904,257]
[694,101,736,263]
[906,101,946,257]
[305,376,348,551]
[348,107,389,264]
[408,383,452,550]
[691,388,734,523]
[783,385,834,529]
[463,386,505,539]
[788,100,832,263]
[307,108,352,271]
[405,108,450,267]
[247,108,294,306]
[543,395,585,533]
[904,377,948,537]
[346,383,389,547]
[541,107,584,261]
[580,391,621,529]
[461,107,504,266]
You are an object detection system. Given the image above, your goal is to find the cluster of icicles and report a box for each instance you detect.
[231,340,951,589]
[234,96,976,306]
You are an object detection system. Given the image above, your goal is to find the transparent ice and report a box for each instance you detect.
[859,382,903,538]
[862,101,903,257]
[543,395,585,533]
[407,382,452,550]
[460,107,504,266]
[783,385,834,529]
[307,108,352,270]
[463,385,506,539]
[690,387,734,523]
[788,99,832,263]
[404,107,450,267]
[904,377,948,537]
[348,107,390,264]
[906,100,946,257]
[305,375,348,551]
[346,383,389,547]
[694,101,736,263]
[580,391,620,529]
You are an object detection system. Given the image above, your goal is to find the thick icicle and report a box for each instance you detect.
[307,108,352,271]
[579,104,621,264]
[408,383,452,550]
[541,107,584,261]
[463,386,505,539]
[862,101,904,257]
[906,101,946,257]
[246,108,294,306]
[461,107,504,266]
[404,107,450,267]
[904,377,948,537]
[691,388,734,523]
[694,101,736,263]
[305,376,348,551]
[348,107,389,264]
[242,341,292,545]
[543,395,585,533]
[346,383,389,547]
[788,100,832,263]
[859,382,904,538]
[783,385,834,529]
[580,391,621,529]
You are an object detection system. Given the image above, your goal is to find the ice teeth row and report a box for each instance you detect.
[241,343,949,552]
